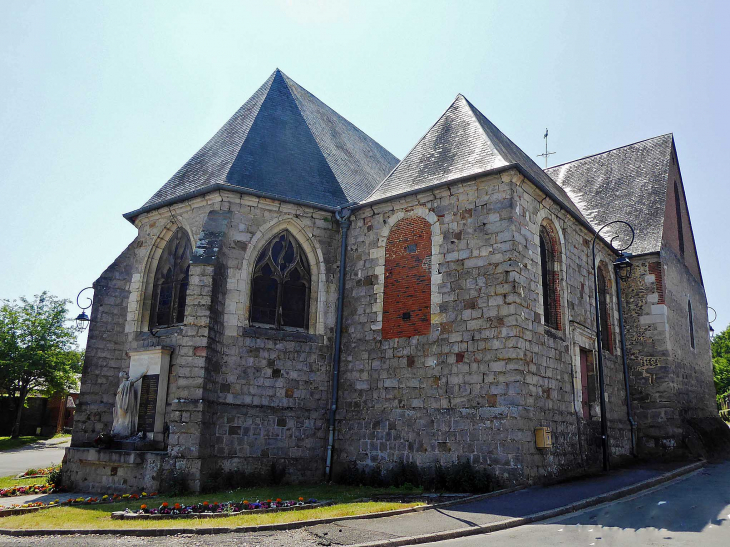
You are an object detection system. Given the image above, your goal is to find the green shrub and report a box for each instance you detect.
[201,462,288,493]
[46,466,62,489]
[164,468,189,496]
[335,459,492,493]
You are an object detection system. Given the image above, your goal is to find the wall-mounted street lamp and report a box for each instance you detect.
[592,221,635,472]
[75,287,94,331]
[708,307,717,340]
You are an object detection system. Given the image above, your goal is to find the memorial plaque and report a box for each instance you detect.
[137,374,159,433]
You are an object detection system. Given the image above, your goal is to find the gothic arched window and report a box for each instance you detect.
[250,231,311,330]
[597,266,613,354]
[539,225,561,330]
[150,229,191,329]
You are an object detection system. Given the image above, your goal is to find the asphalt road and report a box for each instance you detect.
[0,461,726,546]
[422,461,730,547]
[0,440,69,477]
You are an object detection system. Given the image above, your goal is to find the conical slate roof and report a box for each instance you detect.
[546,134,674,254]
[364,95,586,222]
[126,70,399,217]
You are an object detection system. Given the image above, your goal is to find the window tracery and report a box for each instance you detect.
[250,231,311,330]
[150,229,191,329]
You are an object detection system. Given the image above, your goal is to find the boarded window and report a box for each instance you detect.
[539,225,561,330]
[580,349,598,420]
[250,231,310,330]
[383,217,431,340]
[150,229,191,329]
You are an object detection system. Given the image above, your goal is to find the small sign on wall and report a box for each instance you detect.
[535,427,552,449]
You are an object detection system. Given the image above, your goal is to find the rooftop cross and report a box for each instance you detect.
[537,128,556,168]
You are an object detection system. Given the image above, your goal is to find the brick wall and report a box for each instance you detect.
[382,217,432,339]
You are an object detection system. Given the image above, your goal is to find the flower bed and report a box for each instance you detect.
[0,493,158,517]
[17,465,60,479]
[0,484,54,498]
[112,498,327,520]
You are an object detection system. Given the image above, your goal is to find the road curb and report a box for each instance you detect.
[350,460,705,547]
[0,486,525,537]
[0,461,702,539]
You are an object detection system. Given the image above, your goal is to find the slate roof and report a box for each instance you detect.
[125,70,399,218]
[545,134,673,255]
[363,95,587,223]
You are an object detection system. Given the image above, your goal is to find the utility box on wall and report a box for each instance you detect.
[535,427,552,449]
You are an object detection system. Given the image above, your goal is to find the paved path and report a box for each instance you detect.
[0,460,699,545]
[306,461,688,544]
[0,440,69,478]
[422,460,730,547]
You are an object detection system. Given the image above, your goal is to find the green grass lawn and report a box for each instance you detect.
[0,433,70,452]
[0,484,425,530]
[0,475,45,489]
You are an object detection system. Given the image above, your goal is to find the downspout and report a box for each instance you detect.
[325,207,351,481]
[614,267,637,457]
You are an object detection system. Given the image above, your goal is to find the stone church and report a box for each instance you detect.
[64,70,720,493]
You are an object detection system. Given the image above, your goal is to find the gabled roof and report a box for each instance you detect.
[363,95,586,222]
[125,70,399,218]
[545,134,673,255]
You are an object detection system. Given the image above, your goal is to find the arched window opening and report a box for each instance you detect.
[150,229,191,329]
[250,231,310,330]
[688,299,695,349]
[597,267,613,354]
[675,181,685,258]
[539,225,561,330]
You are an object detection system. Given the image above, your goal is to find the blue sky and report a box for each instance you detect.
[1,0,729,340]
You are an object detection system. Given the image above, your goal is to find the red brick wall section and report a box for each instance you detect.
[383,217,432,340]
[648,261,665,304]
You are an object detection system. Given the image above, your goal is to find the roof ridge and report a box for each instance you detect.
[280,72,398,203]
[461,95,586,222]
[545,133,673,171]
[460,95,511,163]
[363,94,474,202]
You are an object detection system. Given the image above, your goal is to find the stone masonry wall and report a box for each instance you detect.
[70,241,138,447]
[662,245,715,420]
[511,173,631,475]
[621,248,716,456]
[335,169,630,486]
[118,191,339,487]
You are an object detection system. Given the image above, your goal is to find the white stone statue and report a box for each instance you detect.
[111,365,148,438]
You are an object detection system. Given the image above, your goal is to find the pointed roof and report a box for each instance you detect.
[545,134,674,255]
[125,70,399,218]
[363,95,586,222]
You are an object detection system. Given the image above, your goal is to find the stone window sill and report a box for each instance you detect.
[242,326,321,344]
[544,325,565,342]
[136,326,184,340]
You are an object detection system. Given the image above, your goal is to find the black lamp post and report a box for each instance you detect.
[75,287,94,331]
[592,221,635,472]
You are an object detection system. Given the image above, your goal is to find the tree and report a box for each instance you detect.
[712,324,730,406]
[0,293,83,438]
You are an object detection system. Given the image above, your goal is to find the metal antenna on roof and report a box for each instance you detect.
[537,128,556,168]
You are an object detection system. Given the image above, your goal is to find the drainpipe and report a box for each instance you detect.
[614,267,637,457]
[325,207,351,481]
